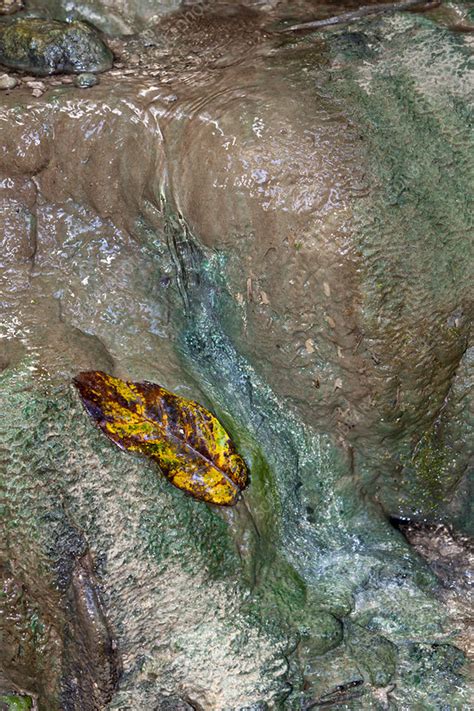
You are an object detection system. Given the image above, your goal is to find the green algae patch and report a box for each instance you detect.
[0,695,33,711]
[345,621,397,687]
[403,433,453,510]
[0,18,113,75]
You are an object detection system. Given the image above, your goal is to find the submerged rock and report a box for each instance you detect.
[0,18,113,75]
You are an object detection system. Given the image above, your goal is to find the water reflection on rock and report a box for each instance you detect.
[0,1,472,708]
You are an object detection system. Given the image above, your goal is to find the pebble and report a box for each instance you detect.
[0,0,23,14]
[0,72,17,89]
[26,79,46,97]
[75,72,99,89]
[26,80,45,90]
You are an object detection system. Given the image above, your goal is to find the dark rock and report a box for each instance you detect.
[61,552,122,710]
[154,695,199,711]
[74,71,99,88]
[0,18,113,76]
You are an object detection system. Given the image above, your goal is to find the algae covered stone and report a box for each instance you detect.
[74,71,99,88]
[0,695,33,711]
[0,18,113,75]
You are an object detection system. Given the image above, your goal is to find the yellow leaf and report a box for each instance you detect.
[73,371,249,506]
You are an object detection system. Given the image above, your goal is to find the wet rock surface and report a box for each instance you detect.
[25,0,181,35]
[399,521,474,660]
[0,1,472,709]
[74,71,98,87]
[0,18,113,75]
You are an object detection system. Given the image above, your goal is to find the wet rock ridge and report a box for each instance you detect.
[0,2,473,710]
[22,0,182,35]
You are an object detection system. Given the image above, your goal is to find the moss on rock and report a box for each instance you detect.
[0,696,32,711]
[0,18,112,75]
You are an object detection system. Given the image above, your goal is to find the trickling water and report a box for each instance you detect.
[0,1,472,709]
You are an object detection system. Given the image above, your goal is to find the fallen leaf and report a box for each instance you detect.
[323,281,331,297]
[259,290,270,305]
[74,371,248,506]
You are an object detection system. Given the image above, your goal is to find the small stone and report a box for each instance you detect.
[0,71,16,89]
[0,0,23,14]
[25,79,46,97]
[25,80,46,90]
[75,72,99,88]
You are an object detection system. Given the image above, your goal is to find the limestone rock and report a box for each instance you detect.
[0,4,471,710]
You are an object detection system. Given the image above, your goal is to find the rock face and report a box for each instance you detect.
[25,0,182,35]
[0,2,472,709]
[0,18,113,75]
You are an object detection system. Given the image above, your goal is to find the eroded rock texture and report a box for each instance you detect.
[0,1,472,709]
